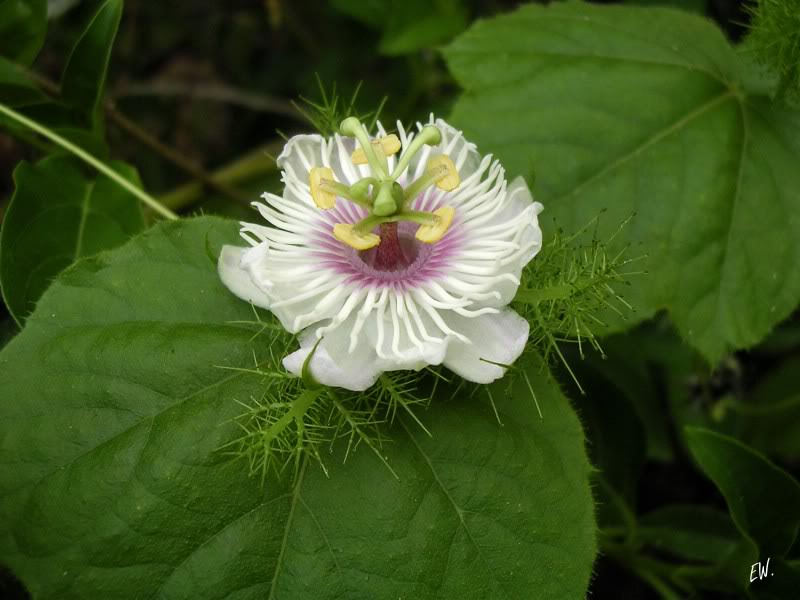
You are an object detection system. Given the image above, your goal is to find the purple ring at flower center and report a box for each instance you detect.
[347,221,434,281]
[313,192,464,290]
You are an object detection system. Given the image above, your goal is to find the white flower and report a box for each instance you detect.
[218,115,544,391]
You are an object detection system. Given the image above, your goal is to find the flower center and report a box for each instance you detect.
[347,221,435,281]
[308,118,461,253]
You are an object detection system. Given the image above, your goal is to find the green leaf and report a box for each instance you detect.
[739,355,800,460]
[622,0,706,12]
[685,427,800,558]
[0,0,47,64]
[564,360,645,502]
[60,0,122,127]
[0,55,48,106]
[638,505,740,563]
[444,2,800,363]
[0,61,108,155]
[0,216,597,599]
[576,321,705,462]
[332,0,467,54]
[0,155,145,325]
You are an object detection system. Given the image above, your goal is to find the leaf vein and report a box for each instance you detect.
[555,89,735,205]
[267,458,308,600]
[153,492,293,598]
[401,420,512,599]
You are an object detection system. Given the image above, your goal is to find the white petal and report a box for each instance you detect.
[506,176,544,264]
[217,245,271,309]
[449,176,544,308]
[283,311,450,391]
[267,277,348,333]
[442,308,530,384]
[283,322,383,392]
[276,134,325,182]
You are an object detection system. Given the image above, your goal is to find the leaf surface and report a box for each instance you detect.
[0,155,145,324]
[0,216,596,599]
[686,427,800,558]
[60,0,122,127]
[0,0,47,63]
[444,2,800,362]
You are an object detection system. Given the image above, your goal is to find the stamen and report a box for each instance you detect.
[390,125,442,179]
[415,206,455,244]
[403,155,460,204]
[351,135,401,165]
[427,155,460,191]
[333,119,458,255]
[333,223,380,250]
[309,167,337,209]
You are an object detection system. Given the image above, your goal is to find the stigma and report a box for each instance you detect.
[309,118,461,262]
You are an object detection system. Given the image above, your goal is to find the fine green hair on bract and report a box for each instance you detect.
[290,75,388,138]
[513,212,643,394]
[745,0,800,104]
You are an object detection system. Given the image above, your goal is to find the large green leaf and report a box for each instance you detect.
[0,0,47,63]
[60,0,122,127]
[0,216,596,599]
[444,2,800,363]
[686,427,800,558]
[0,155,145,325]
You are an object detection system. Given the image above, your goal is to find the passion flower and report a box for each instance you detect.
[219,116,543,391]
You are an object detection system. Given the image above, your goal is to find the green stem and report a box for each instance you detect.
[0,102,178,220]
[348,176,377,209]
[262,389,322,443]
[11,62,248,207]
[514,275,602,305]
[514,285,574,304]
[159,141,283,211]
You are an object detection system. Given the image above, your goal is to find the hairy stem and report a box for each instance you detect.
[15,63,250,207]
[261,389,323,443]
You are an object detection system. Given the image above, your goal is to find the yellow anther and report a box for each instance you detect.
[351,135,401,165]
[309,167,338,209]
[333,223,381,250]
[427,155,460,191]
[415,206,455,244]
